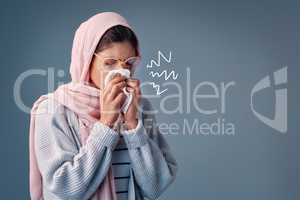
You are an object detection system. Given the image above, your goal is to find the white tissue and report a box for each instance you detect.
[104,69,133,113]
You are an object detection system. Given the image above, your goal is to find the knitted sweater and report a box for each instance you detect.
[34,98,177,200]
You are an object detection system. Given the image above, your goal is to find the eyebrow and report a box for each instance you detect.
[99,54,137,60]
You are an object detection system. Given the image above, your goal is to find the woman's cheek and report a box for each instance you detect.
[95,70,106,90]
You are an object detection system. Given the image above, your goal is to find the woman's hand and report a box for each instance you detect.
[99,74,127,128]
[123,78,142,130]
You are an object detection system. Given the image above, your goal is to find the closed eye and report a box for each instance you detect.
[104,59,118,66]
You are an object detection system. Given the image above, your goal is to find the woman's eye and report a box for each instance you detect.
[104,59,117,66]
[125,62,134,67]
[125,58,137,67]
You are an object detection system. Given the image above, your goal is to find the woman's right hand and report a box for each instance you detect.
[99,73,127,128]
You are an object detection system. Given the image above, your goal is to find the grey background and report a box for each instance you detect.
[1,0,299,199]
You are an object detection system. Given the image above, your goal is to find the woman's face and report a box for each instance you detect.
[89,41,137,90]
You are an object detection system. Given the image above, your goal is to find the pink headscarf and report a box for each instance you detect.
[29,12,140,200]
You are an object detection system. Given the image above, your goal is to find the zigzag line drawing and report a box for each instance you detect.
[148,82,168,95]
[146,50,172,68]
[146,50,179,95]
[149,70,179,80]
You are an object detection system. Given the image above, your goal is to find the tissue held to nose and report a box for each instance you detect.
[104,69,133,113]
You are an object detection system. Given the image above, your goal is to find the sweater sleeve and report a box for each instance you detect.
[34,99,120,200]
[121,98,178,200]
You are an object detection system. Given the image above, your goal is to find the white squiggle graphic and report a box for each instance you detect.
[146,50,179,95]
[147,51,172,68]
[149,70,179,80]
[148,82,168,95]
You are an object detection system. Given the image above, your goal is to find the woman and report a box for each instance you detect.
[29,12,177,200]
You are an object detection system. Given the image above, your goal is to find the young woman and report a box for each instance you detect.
[29,12,177,200]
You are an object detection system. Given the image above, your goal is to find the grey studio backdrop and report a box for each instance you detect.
[1,0,299,199]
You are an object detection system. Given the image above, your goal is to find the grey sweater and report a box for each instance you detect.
[34,97,177,200]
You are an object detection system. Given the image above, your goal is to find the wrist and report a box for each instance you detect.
[99,118,114,128]
[125,119,138,130]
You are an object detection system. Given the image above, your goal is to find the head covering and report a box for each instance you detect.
[29,12,140,200]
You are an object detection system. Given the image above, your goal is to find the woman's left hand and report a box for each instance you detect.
[123,78,141,130]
